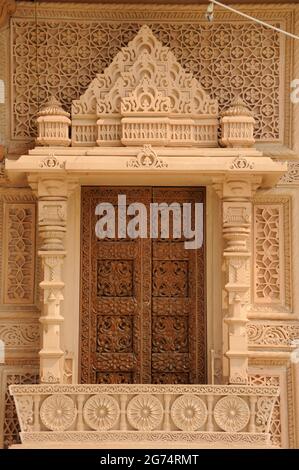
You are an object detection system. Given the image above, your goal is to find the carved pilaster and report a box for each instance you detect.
[214,177,261,385]
[28,177,78,384]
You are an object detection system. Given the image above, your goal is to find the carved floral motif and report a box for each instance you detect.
[126,145,168,169]
[214,396,250,432]
[83,394,120,431]
[170,395,207,431]
[40,394,77,431]
[127,394,164,431]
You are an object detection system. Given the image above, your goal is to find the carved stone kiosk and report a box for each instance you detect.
[6,25,285,448]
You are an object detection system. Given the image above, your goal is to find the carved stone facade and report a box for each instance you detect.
[0,1,299,450]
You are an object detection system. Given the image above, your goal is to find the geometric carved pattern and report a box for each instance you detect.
[254,206,281,302]
[253,198,291,310]
[11,12,282,142]
[248,374,281,447]
[3,372,39,449]
[3,204,36,304]
[80,187,206,385]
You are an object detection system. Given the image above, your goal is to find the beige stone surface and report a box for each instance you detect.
[0,1,299,449]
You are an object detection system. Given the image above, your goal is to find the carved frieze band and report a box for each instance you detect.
[0,321,40,349]
[247,321,299,348]
[279,161,299,185]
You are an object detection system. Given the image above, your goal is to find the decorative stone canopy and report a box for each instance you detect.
[70,25,219,148]
[35,25,259,149]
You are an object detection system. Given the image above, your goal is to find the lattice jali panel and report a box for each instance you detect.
[2,371,38,449]
[253,198,291,311]
[2,203,36,305]
[248,373,281,447]
[11,18,282,142]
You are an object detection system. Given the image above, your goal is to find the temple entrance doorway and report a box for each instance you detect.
[79,187,206,384]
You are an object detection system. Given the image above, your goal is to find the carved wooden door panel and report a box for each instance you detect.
[80,187,206,384]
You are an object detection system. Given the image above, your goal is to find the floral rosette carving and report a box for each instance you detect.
[170,394,208,431]
[127,394,163,431]
[214,396,250,432]
[83,394,120,430]
[40,394,77,431]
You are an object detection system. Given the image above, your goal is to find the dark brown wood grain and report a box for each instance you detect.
[79,187,206,384]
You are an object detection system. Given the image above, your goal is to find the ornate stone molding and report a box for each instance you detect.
[126,145,168,169]
[279,161,299,185]
[0,0,16,28]
[248,321,299,348]
[9,383,279,448]
[0,322,39,349]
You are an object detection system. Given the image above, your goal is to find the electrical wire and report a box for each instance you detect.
[209,0,299,41]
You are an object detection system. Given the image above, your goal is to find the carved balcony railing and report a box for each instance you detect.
[9,384,279,448]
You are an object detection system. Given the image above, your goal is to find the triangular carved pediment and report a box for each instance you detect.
[71,25,219,147]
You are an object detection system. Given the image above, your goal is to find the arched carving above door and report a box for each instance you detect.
[71,25,219,147]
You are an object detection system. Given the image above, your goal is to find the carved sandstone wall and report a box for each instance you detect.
[0,2,299,448]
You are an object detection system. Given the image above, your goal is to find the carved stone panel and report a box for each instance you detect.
[252,197,291,312]
[2,204,36,304]
[1,369,39,449]
[10,5,288,143]
[80,187,206,385]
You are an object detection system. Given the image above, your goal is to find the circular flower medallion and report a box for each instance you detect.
[214,396,250,432]
[40,394,77,431]
[171,394,207,431]
[83,394,120,431]
[127,394,163,431]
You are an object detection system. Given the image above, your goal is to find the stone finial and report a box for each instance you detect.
[220,96,255,148]
[36,96,71,147]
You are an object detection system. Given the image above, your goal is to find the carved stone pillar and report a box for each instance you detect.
[28,177,77,384]
[213,176,261,384]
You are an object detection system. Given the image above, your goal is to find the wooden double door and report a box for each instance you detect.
[80,187,206,384]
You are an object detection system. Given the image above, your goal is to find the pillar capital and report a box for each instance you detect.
[212,175,262,200]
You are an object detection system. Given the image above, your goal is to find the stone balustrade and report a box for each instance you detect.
[9,384,279,448]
